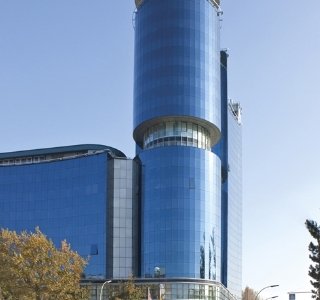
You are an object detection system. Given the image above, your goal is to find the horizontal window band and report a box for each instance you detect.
[134,116,220,150]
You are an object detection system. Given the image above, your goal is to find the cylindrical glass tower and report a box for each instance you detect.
[133,0,222,281]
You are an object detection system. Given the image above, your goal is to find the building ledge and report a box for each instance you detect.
[135,0,220,9]
[0,144,126,166]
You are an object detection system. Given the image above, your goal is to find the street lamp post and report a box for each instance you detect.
[99,280,111,300]
[266,296,279,300]
[255,285,279,300]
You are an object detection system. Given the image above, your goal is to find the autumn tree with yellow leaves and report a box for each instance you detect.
[0,228,89,300]
[242,286,259,300]
[107,275,146,300]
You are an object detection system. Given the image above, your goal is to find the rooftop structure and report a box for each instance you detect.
[135,0,221,9]
[0,144,126,166]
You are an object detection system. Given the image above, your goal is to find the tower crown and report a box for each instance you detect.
[135,0,220,9]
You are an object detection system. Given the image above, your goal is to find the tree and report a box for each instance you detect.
[306,219,320,300]
[109,276,146,300]
[242,286,258,300]
[0,227,89,300]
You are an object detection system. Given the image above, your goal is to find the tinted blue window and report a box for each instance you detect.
[0,153,108,278]
[139,147,221,280]
[134,0,221,130]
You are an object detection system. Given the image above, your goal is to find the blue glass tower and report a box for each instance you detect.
[0,1,242,299]
[214,50,243,297]
[134,0,242,298]
[134,0,224,283]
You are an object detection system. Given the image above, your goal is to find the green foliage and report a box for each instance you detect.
[306,219,320,300]
[0,227,89,300]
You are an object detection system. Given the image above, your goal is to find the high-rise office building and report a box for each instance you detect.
[134,0,221,287]
[215,50,242,296]
[0,145,139,281]
[133,0,242,298]
[0,1,242,299]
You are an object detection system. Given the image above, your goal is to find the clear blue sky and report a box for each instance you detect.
[1,1,320,300]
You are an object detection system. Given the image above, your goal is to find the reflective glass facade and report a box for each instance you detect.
[226,105,242,297]
[213,50,230,288]
[0,145,139,282]
[0,0,242,299]
[140,147,221,280]
[134,0,242,299]
[0,152,108,278]
[134,0,227,288]
[133,0,221,147]
[213,51,242,297]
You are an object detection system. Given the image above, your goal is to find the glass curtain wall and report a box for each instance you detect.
[0,153,108,278]
[133,0,222,282]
